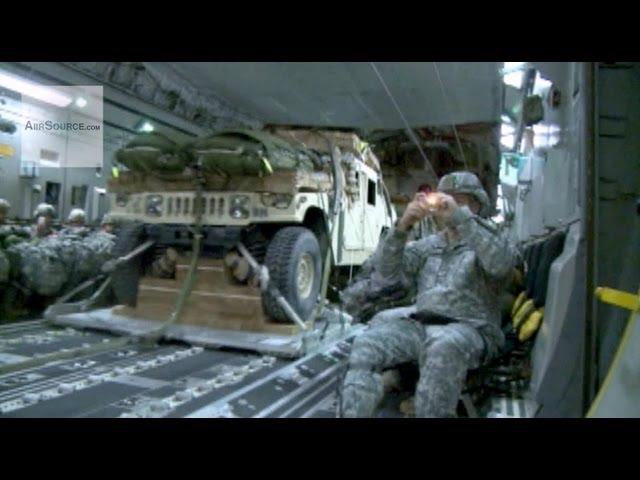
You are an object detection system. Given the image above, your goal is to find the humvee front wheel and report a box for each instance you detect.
[262,227,322,323]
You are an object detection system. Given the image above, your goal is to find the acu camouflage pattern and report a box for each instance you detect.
[342,307,485,417]
[0,224,32,284]
[374,206,516,352]
[0,224,32,249]
[5,230,116,297]
[341,205,517,417]
[340,231,414,322]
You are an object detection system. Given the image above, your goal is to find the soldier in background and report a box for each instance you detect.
[59,208,90,237]
[67,208,87,227]
[33,203,57,239]
[100,214,116,234]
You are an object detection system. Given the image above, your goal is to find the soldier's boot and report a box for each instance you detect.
[415,325,485,418]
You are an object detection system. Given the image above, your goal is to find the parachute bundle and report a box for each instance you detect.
[115,132,190,175]
[510,231,566,342]
[115,129,317,178]
[190,130,315,176]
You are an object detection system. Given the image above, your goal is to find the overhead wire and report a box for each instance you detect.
[432,62,469,170]
[369,62,439,183]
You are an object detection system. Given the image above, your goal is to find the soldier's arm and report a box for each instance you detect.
[446,206,516,278]
[373,227,422,289]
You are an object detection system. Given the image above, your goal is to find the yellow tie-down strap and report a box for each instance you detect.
[594,287,640,312]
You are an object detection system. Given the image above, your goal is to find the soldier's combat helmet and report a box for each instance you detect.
[437,171,491,217]
[33,203,56,219]
[0,198,10,214]
[67,208,86,224]
[101,213,119,227]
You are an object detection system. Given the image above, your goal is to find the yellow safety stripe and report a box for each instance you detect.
[594,287,640,312]
[587,286,640,417]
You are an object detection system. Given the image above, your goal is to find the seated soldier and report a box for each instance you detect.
[340,171,517,418]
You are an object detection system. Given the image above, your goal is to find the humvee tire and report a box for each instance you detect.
[262,227,322,323]
[111,222,146,307]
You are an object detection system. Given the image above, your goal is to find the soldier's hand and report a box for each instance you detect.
[429,192,458,219]
[397,193,431,231]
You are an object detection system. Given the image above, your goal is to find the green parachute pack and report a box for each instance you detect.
[115,132,190,174]
[115,129,317,177]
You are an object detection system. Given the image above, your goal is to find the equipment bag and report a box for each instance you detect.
[188,129,314,176]
[116,132,189,174]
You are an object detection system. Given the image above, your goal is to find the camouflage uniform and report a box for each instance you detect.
[341,172,517,418]
[340,231,414,322]
[6,230,116,297]
[0,200,30,283]
[0,224,32,249]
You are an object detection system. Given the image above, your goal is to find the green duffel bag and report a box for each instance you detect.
[116,132,189,173]
[188,130,314,176]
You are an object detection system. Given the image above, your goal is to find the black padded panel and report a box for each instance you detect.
[532,232,566,307]
[526,242,544,298]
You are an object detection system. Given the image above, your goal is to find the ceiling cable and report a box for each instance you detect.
[432,62,469,170]
[369,62,438,182]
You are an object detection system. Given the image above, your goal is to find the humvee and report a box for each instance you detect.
[104,128,396,340]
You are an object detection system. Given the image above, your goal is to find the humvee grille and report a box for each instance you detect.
[162,194,228,219]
